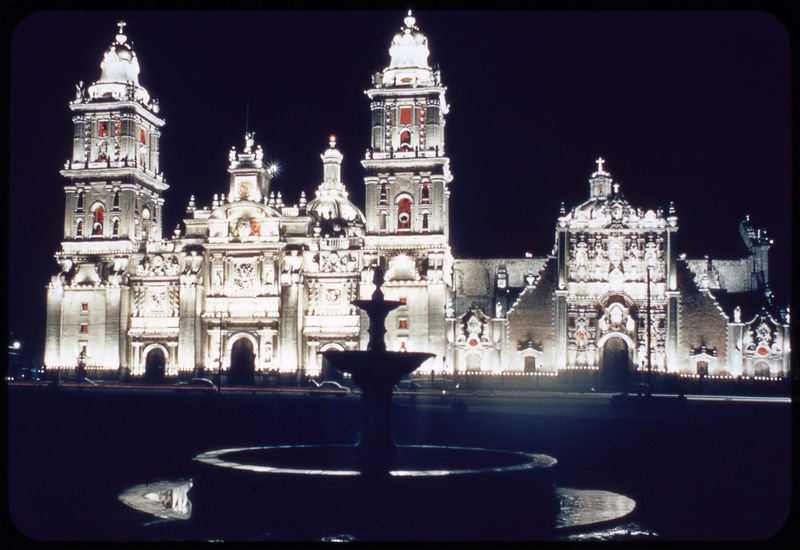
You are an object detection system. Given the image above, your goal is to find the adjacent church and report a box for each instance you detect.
[44,14,790,385]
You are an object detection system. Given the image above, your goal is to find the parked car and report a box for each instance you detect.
[306,380,350,397]
[175,378,217,392]
[394,380,422,391]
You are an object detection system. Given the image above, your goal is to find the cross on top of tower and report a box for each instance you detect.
[613,182,620,194]
[117,21,126,34]
[596,157,605,172]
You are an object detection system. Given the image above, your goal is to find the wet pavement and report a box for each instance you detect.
[7,386,792,541]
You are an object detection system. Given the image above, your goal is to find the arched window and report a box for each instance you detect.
[112,219,119,237]
[380,211,388,231]
[97,140,108,162]
[90,203,104,237]
[400,130,411,149]
[76,220,83,237]
[379,182,388,204]
[421,181,430,203]
[112,190,120,209]
[397,196,412,231]
[76,191,84,211]
[422,212,430,232]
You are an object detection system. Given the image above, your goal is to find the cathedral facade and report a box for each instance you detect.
[44,15,790,385]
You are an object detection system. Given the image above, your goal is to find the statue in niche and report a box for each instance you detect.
[734,306,741,323]
[592,243,608,281]
[495,301,503,318]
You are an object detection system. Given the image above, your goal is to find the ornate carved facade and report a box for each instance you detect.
[45,14,789,383]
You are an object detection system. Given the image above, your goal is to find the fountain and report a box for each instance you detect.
[321,267,434,475]
[117,268,641,540]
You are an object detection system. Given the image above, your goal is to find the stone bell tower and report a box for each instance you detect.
[360,12,454,368]
[45,22,166,373]
[60,21,167,245]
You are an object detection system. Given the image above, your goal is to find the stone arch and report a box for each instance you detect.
[90,202,105,236]
[228,334,257,385]
[598,334,634,390]
[320,342,346,381]
[143,344,168,382]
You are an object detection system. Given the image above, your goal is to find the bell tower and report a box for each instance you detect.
[360,12,453,368]
[362,11,452,238]
[60,22,167,245]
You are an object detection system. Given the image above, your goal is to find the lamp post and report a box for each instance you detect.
[646,266,652,398]
[217,312,224,396]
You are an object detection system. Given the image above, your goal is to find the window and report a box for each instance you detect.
[379,211,388,231]
[140,128,147,144]
[76,191,84,211]
[371,108,384,127]
[425,106,439,125]
[91,205,104,237]
[379,182,388,204]
[98,121,108,137]
[421,181,430,203]
[80,324,88,333]
[400,106,412,125]
[696,361,708,376]
[76,220,83,237]
[112,219,119,237]
[397,197,412,231]
[399,298,407,305]
[400,130,411,146]
[81,303,89,312]
[399,319,408,329]
[422,212,429,232]
[112,190,120,209]
[97,141,108,162]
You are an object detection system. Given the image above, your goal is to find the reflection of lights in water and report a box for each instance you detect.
[561,522,659,541]
[193,444,556,477]
[118,480,193,520]
[555,488,635,529]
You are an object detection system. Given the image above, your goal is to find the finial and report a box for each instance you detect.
[559,202,565,215]
[329,134,337,148]
[404,10,415,28]
[613,182,620,194]
[596,157,605,173]
[116,21,127,44]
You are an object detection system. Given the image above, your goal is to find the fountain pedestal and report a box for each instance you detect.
[322,268,433,475]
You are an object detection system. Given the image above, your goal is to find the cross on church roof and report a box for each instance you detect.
[117,21,126,34]
[596,157,605,172]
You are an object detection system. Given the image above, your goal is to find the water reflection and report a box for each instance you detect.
[555,487,636,529]
[561,522,659,541]
[118,480,193,520]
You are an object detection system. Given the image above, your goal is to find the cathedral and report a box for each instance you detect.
[44,14,790,386]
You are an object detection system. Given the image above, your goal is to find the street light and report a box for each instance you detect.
[218,311,224,396]
[646,266,652,398]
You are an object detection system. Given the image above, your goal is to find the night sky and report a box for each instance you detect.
[7,10,791,361]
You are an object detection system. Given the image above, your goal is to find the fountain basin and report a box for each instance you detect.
[189,443,559,540]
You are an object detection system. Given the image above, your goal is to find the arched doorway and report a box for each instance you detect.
[466,353,482,372]
[144,348,166,382]
[230,338,256,385]
[320,343,345,381]
[601,337,630,390]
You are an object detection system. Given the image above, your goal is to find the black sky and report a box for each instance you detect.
[6,10,792,360]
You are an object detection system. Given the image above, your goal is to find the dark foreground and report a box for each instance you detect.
[7,387,792,542]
